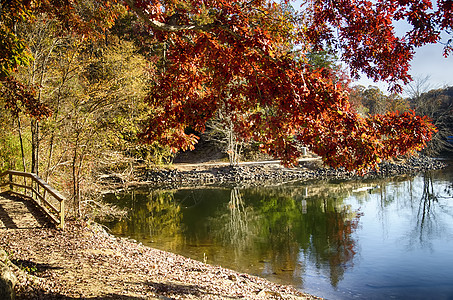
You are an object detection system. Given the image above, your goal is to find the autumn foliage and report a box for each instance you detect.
[135,0,440,170]
[306,0,453,88]
[0,76,51,119]
[1,0,450,171]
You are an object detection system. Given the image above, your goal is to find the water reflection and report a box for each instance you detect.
[224,187,249,251]
[107,190,184,246]
[102,165,453,299]
[408,171,453,250]
[418,172,438,244]
[103,184,362,289]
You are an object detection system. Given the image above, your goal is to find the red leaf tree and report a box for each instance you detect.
[127,0,442,170]
[3,0,449,170]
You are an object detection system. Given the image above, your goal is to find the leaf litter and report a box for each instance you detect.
[0,220,322,299]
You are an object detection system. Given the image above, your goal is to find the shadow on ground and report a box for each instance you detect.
[11,258,63,274]
[147,281,236,299]
[16,293,149,300]
[0,191,54,229]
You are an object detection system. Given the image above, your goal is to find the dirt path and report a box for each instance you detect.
[0,192,50,229]
[0,220,321,299]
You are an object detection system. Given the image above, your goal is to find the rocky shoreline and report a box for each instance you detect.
[1,220,320,299]
[129,155,447,189]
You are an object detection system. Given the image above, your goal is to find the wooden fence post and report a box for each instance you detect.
[60,200,65,229]
[9,173,13,191]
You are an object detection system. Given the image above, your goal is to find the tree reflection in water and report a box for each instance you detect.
[371,170,453,251]
[103,189,184,248]
[418,172,438,242]
[101,166,453,299]
[207,186,362,288]
[103,185,362,289]
[226,187,249,250]
[297,194,360,288]
[413,171,453,247]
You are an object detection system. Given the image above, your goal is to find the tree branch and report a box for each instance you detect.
[123,0,216,32]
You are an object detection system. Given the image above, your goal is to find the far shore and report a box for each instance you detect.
[99,154,447,191]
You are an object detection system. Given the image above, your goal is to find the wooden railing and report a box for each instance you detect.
[0,170,65,229]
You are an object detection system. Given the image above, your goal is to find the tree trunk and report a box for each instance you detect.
[17,117,26,173]
[31,119,39,175]
[72,135,80,218]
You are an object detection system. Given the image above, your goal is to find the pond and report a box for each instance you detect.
[102,160,453,299]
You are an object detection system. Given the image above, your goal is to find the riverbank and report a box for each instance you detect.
[1,220,321,299]
[1,156,447,299]
[115,154,447,189]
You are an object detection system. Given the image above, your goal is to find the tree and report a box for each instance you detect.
[405,75,435,101]
[46,34,153,216]
[408,86,453,154]
[205,97,250,166]
[137,0,439,171]
[3,0,452,172]
[0,7,157,216]
[350,85,410,116]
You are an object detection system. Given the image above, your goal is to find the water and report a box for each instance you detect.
[102,161,453,299]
